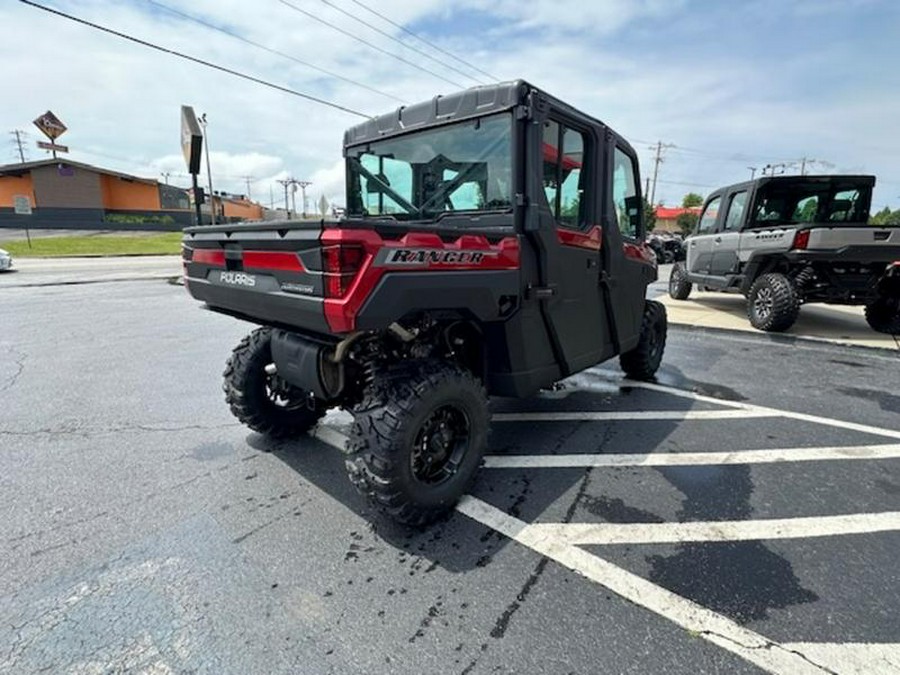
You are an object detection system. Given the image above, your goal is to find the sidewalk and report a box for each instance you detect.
[659,291,898,351]
[0,255,181,287]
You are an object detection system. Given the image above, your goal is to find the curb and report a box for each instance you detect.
[668,320,900,356]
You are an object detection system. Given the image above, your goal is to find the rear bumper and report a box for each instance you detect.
[185,274,332,336]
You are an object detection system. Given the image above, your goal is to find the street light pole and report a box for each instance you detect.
[199,113,216,225]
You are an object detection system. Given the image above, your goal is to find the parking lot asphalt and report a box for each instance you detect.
[1,279,899,674]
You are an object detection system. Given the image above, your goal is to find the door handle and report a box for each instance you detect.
[714,237,722,244]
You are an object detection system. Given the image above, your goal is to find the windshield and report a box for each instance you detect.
[750,180,872,227]
[346,114,513,221]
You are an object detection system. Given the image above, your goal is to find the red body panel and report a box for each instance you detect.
[321,229,520,334]
[556,225,602,251]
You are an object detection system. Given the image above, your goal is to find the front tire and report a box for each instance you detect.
[865,297,900,334]
[620,301,667,380]
[747,273,800,332]
[223,327,327,438]
[345,361,489,526]
[668,262,692,300]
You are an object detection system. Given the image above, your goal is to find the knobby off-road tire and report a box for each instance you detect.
[223,327,327,438]
[865,297,900,335]
[668,262,692,300]
[620,300,667,381]
[345,361,489,527]
[747,273,800,332]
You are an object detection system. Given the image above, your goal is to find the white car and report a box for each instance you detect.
[0,248,12,272]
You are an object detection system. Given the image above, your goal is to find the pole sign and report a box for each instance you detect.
[37,140,69,154]
[33,110,67,141]
[181,105,203,175]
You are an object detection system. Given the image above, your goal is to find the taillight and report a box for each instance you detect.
[322,244,365,298]
[792,229,810,250]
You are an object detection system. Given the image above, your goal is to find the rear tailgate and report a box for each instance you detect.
[806,225,900,260]
[182,221,331,334]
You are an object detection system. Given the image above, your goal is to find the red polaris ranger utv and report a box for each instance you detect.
[183,81,666,525]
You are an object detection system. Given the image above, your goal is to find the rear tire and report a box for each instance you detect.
[865,297,900,334]
[747,273,800,332]
[668,262,692,300]
[345,361,489,526]
[223,327,327,438]
[620,301,667,380]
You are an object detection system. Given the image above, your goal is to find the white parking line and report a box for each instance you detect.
[527,510,900,545]
[492,409,774,422]
[779,642,900,675]
[482,443,900,468]
[456,496,830,674]
[311,377,900,674]
[616,377,900,441]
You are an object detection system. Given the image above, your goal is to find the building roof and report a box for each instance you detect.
[0,159,158,185]
[655,206,701,219]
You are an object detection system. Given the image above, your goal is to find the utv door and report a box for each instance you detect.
[523,112,612,375]
[687,195,722,276]
[600,140,651,352]
[709,190,747,278]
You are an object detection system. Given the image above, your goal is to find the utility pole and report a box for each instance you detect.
[277,179,291,217]
[10,130,27,163]
[297,180,312,218]
[242,175,254,200]
[198,113,216,224]
[748,166,757,180]
[648,141,675,206]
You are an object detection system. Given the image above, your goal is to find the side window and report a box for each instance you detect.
[612,148,640,239]
[723,191,747,231]
[697,196,721,234]
[542,119,590,229]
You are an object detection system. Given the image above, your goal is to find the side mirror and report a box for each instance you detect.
[624,195,642,233]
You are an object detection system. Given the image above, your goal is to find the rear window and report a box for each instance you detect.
[751,180,872,226]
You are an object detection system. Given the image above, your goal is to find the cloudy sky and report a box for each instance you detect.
[2,0,899,212]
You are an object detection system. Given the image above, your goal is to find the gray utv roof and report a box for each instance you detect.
[711,174,876,198]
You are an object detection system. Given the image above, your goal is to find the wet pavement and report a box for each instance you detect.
[1,279,899,674]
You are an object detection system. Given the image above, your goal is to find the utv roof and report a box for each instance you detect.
[343,80,635,154]
[711,174,876,197]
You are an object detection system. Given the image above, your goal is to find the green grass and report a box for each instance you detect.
[3,232,183,257]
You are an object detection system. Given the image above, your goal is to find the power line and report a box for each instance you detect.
[317,0,486,85]
[19,0,371,119]
[347,0,499,82]
[276,0,466,89]
[144,0,407,105]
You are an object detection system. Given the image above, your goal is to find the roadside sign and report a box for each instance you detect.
[13,195,32,215]
[181,105,203,175]
[37,140,69,153]
[33,110,67,140]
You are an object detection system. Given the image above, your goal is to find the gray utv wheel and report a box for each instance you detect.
[747,273,800,332]
[865,297,900,334]
[223,327,327,438]
[345,361,489,527]
[620,300,668,380]
[668,262,692,300]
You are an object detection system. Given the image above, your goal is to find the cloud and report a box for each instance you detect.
[2,0,898,212]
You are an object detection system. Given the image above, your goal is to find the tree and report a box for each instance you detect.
[682,192,704,208]
[642,197,657,233]
[676,212,698,235]
[318,195,329,217]
[871,206,900,226]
